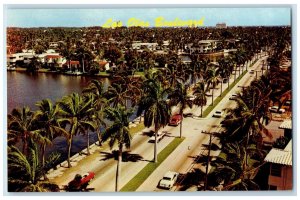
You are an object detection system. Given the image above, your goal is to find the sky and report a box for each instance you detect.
[6,7,291,27]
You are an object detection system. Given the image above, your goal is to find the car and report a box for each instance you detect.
[65,172,95,191]
[187,95,196,101]
[149,131,166,143]
[158,171,179,189]
[223,78,228,83]
[269,106,285,113]
[250,70,255,74]
[213,110,223,118]
[229,94,238,100]
[169,114,182,126]
[284,100,291,106]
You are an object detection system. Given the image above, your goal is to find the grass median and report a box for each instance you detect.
[202,70,248,118]
[120,137,185,191]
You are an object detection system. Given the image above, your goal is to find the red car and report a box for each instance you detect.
[169,114,182,126]
[65,172,95,191]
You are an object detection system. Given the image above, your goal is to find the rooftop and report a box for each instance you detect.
[264,140,292,166]
[279,119,292,130]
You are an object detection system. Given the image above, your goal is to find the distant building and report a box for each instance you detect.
[186,40,219,54]
[132,42,158,51]
[264,140,293,190]
[7,50,36,66]
[216,23,227,29]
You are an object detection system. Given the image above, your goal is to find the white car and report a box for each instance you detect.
[213,110,223,118]
[149,131,166,143]
[158,171,179,189]
[187,95,196,101]
[269,106,285,113]
[229,94,238,100]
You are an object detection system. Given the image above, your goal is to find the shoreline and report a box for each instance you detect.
[8,67,144,78]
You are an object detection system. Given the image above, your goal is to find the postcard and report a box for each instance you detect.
[5,5,293,193]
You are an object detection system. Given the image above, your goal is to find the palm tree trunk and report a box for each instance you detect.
[115,144,122,192]
[82,57,85,73]
[234,70,236,82]
[96,129,102,146]
[227,75,230,89]
[201,106,203,117]
[220,81,223,97]
[179,112,183,138]
[67,136,73,168]
[204,133,212,191]
[211,88,214,106]
[154,127,158,163]
[42,144,46,167]
[87,130,90,155]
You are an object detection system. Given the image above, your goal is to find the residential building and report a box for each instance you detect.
[216,23,227,29]
[279,119,292,139]
[132,42,158,51]
[264,140,293,190]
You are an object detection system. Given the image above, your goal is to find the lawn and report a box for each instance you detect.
[120,137,185,191]
[202,70,248,118]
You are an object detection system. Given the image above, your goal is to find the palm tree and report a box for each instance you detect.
[7,107,41,155]
[101,104,133,192]
[8,145,60,192]
[35,99,65,167]
[193,81,208,117]
[57,93,96,168]
[168,82,193,138]
[83,80,108,145]
[137,78,171,162]
[210,142,263,191]
[221,87,272,165]
[206,67,220,106]
[104,83,127,108]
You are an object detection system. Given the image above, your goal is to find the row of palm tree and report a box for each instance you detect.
[7,47,259,192]
[195,34,291,191]
[7,25,291,192]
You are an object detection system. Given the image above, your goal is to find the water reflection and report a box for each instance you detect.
[7,71,109,112]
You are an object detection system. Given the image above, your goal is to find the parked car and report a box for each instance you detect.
[169,114,182,126]
[269,106,285,113]
[149,131,166,143]
[229,94,238,100]
[187,95,196,101]
[223,78,228,83]
[64,172,95,191]
[284,100,291,106]
[213,110,223,118]
[250,70,255,74]
[158,171,179,189]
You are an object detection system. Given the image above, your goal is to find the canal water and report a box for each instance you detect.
[7,71,118,161]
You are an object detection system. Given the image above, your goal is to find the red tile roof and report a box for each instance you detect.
[46,55,62,59]
[65,60,80,65]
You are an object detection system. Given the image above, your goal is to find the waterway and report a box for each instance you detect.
[7,71,112,160]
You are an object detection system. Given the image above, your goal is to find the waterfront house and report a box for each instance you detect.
[63,60,80,71]
[7,50,36,66]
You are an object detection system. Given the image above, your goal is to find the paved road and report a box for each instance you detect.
[136,55,268,192]
[50,54,268,192]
